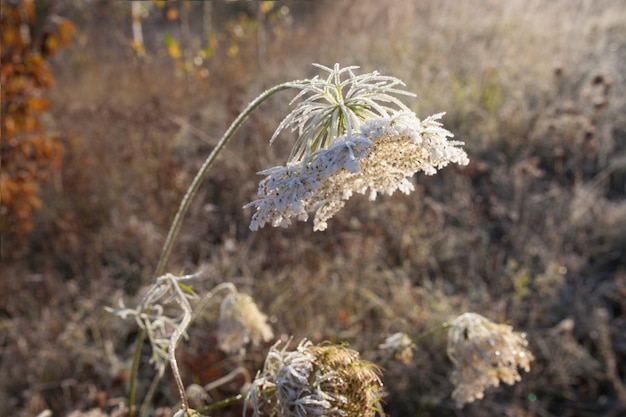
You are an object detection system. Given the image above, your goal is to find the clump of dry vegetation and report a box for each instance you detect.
[1,1,625,417]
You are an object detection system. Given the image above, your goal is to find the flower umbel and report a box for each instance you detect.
[246,111,469,231]
[217,291,274,354]
[247,339,383,417]
[447,313,534,408]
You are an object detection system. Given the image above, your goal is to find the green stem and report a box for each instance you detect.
[127,328,145,417]
[198,386,277,414]
[139,371,162,417]
[413,321,452,344]
[199,393,245,414]
[127,81,301,415]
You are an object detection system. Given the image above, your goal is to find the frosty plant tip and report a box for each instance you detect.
[272,63,416,161]
[245,63,470,231]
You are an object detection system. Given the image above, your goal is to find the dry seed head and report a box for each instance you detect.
[247,339,383,417]
[447,313,534,408]
[217,292,274,354]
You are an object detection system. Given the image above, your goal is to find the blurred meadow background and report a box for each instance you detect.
[1,0,626,416]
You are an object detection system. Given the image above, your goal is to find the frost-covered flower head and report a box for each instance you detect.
[246,111,469,231]
[217,291,274,354]
[247,339,383,417]
[274,63,415,162]
[447,313,534,408]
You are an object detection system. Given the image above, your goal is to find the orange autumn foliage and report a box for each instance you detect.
[1,0,74,236]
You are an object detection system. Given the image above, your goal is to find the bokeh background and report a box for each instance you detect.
[1,1,625,416]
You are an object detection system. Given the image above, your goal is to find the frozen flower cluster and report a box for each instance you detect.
[447,313,534,408]
[247,339,383,417]
[217,292,274,354]
[246,111,469,231]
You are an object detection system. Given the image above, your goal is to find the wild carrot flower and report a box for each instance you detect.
[247,339,383,417]
[217,292,274,354]
[246,111,469,231]
[447,312,534,407]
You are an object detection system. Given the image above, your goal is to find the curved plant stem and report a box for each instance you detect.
[127,81,302,416]
[168,282,195,414]
[154,81,298,278]
[203,366,250,392]
[191,282,237,322]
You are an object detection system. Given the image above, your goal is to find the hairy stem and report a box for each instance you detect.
[136,282,238,417]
